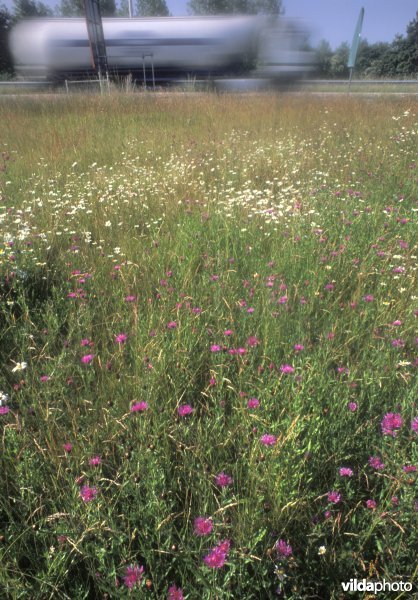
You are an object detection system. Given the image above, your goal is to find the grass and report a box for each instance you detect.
[0,92,417,599]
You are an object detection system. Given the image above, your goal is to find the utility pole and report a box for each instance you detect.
[84,0,108,89]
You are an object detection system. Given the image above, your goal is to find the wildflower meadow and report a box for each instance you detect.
[0,92,417,598]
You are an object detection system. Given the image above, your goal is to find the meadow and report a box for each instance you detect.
[0,92,417,599]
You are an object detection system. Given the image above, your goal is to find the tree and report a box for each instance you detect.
[314,39,332,77]
[136,0,169,17]
[13,0,53,19]
[58,0,116,17]
[330,42,349,78]
[0,3,13,74]
[187,0,282,16]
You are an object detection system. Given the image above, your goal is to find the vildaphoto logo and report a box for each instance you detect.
[341,579,413,593]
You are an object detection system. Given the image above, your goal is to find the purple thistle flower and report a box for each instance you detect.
[167,321,177,329]
[347,402,357,412]
[366,499,377,510]
[123,564,144,590]
[210,344,221,353]
[203,540,230,569]
[411,417,418,434]
[260,434,277,446]
[167,585,184,600]
[115,333,128,344]
[89,455,101,467]
[327,491,342,504]
[79,485,98,503]
[275,539,293,557]
[280,364,294,374]
[131,401,148,413]
[81,354,94,364]
[339,467,353,477]
[381,412,403,436]
[177,404,193,417]
[368,456,385,471]
[247,397,260,409]
[215,472,233,488]
[194,517,213,536]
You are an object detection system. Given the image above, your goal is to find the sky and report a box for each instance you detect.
[4,0,417,49]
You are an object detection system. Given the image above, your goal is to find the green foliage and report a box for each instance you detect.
[136,0,169,17]
[0,4,13,74]
[57,0,116,17]
[187,0,282,16]
[12,0,53,18]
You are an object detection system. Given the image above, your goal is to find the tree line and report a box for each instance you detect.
[1,0,417,78]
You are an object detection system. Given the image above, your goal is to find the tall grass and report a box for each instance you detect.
[0,93,416,599]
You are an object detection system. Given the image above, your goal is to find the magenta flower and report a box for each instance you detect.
[347,402,357,412]
[276,539,293,557]
[194,516,213,536]
[339,467,353,477]
[391,338,405,348]
[260,434,277,446]
[366,499,377,510]
[203,539,230,569]
[167,321,177,329]
[246,336,260,347]
[0,406,10,415]
[363,294,374,302]
[178,404,193,417]
[115,333,128,344]
[368,456,385,471]
[167,584,184,600]
[210,344,221,353]
[123,564,144,590]
[63,443,73,453]
[224,329,233,336]
[247,397,260,409]
[280,364,294,374]
[80,338,91,347]
[327,491,342,504]
[215,472,233,488]
[89,455,101,467]
[402,464,416,473]
[293,344,304,352]
[131,401,148,413]
[79,485,98,502]
[125,295,136,302]
[381,412,403,436]
[40,375,50,382]
[411,417,418,434]
[81,354,94,364]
